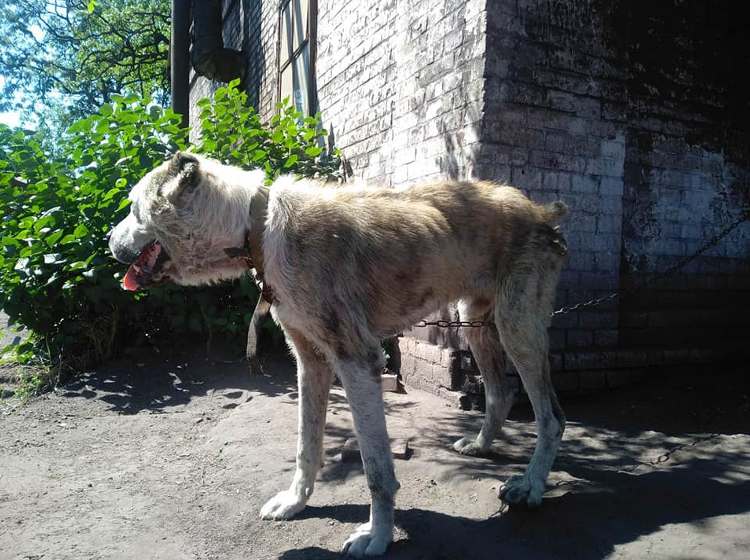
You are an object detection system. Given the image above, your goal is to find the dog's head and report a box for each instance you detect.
[108,152,265,290]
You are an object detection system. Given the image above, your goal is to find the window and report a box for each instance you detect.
[278,0,315,115]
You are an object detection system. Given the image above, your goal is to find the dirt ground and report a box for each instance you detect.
[1,343,749,560]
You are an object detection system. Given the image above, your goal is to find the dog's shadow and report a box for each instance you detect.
[282,454,750,560]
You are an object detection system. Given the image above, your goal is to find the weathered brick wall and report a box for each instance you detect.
[243,0,278,116]
[316,0,486,186]
[606,3,750,351]
[480,0,750,366]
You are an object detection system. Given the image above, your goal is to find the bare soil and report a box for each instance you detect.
[1,346,749,560]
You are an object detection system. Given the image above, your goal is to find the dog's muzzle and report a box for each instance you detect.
[109,238,141,265]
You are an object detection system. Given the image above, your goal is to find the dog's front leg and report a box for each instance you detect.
[335,354,399,557]
[260,329,334,520]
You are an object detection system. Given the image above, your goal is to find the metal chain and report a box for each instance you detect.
[415,319,489,328]
[415,210,749,327]
[551,292,619,317]
[552,210,748,317]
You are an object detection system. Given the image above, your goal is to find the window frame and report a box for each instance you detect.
[276,0,317,116]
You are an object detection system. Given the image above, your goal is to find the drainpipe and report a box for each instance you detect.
[171,0,191,128]
[191,0,245,83]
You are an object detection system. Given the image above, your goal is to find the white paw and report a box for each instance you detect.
[259,490,306,520]
[498,474,545,508]
[453,436,489,457]
[341,522,392,557]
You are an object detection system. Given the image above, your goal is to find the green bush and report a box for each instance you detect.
[0,80,340,391]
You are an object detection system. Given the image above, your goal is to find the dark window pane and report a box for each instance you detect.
[292,42,310,115]
[293,0,309,52]
[280,3,292,66]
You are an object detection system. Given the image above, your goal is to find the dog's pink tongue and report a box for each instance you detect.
[122,242,161,291]
[122,267,140,291]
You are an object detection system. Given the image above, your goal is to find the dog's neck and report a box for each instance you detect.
[224,185,275,302]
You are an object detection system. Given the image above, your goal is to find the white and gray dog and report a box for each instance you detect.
[109,152,569,557]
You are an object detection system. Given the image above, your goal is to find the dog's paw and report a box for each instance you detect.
[498,475,545,508]
[259,490,306,520]
[452,436,490,457]
[341,522,392,557]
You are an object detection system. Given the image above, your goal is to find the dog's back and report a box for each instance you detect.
[264,178,567,339]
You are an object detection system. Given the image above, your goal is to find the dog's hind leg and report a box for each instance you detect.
[333,347,399,557]
[260,327,334,520]
[453,298,518,456]
[494,260,565,508]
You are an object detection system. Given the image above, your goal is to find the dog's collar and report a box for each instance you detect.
[225,185,275,303]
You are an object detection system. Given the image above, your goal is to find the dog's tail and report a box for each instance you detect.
[541,201,568,225]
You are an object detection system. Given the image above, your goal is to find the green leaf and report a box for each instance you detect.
[44,230,64,246]
[284,154,299,168]
[102,188,119,201]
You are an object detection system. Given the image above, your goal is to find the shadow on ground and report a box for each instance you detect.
[282,463,749,560]
[55,349,750,559]
[283,446,750,559]
[58,347,297,414]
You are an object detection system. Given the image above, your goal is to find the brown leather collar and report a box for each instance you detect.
[225,185,275,303]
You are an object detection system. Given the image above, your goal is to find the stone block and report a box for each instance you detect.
[600,176,623,196]
[571,174,599,194]
[381,373,399,392]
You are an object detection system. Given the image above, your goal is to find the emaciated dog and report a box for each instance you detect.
[109,152,569,557]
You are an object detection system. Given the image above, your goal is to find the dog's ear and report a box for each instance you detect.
[164,152,200,204]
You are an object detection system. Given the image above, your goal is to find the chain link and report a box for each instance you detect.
[415,319,490,328]
[551,292,619,317]
[416,209,749,327]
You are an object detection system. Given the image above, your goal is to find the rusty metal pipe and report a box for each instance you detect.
[171,0,191,127]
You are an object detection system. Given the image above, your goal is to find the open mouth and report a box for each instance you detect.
[122,241,170,291]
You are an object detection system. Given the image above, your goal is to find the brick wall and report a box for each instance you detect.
[316,0,486,186]
[610,2,750,352]
[243,0,278,116]
[479,0,750,374]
